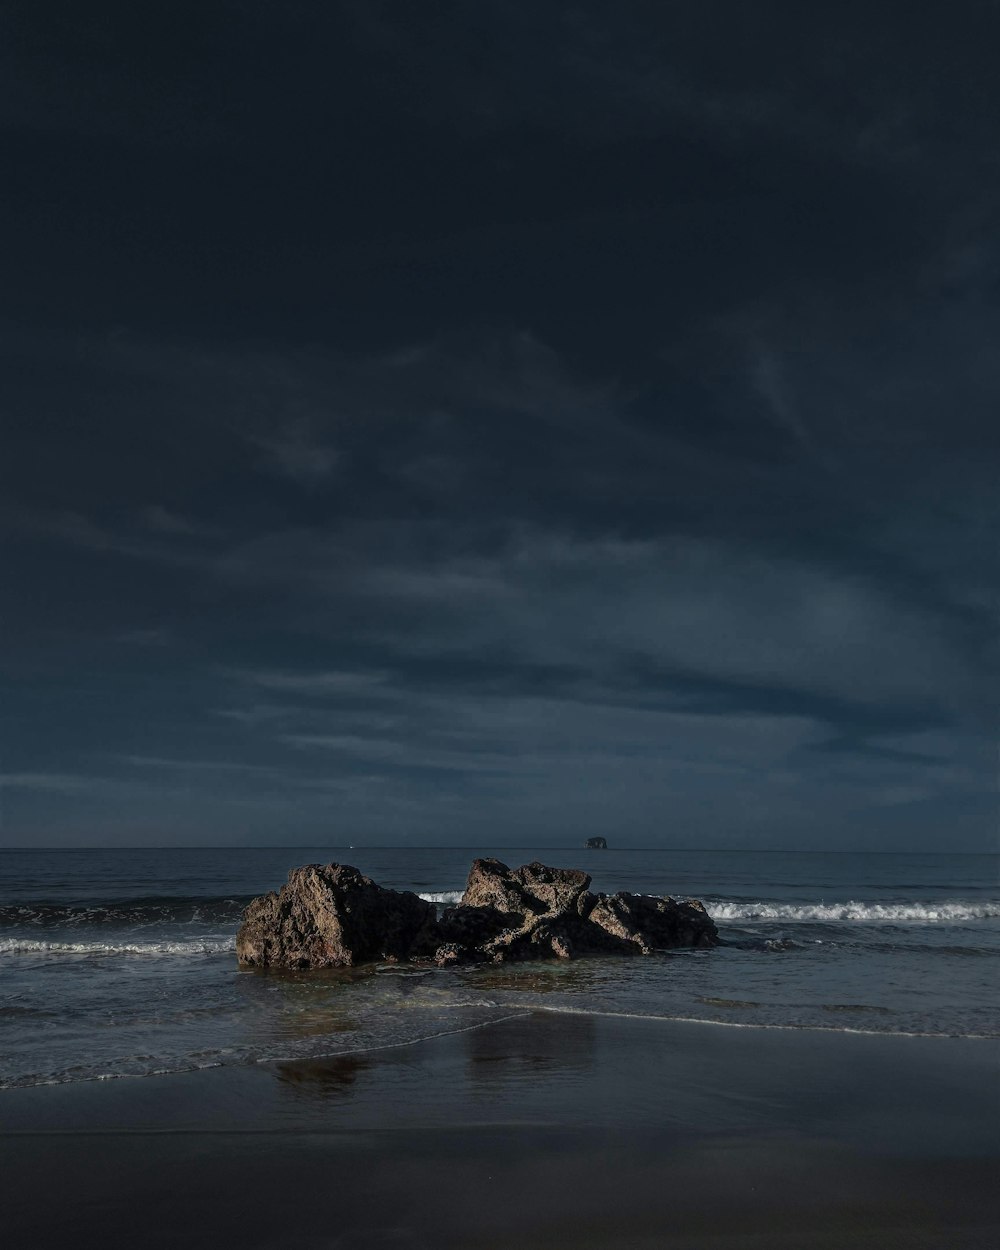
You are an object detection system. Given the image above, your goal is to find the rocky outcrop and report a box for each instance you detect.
[585,836,608,848]
[236,857,718,970]
[461,859,591,917]
[235,863,437,970]
[586,892,715,955]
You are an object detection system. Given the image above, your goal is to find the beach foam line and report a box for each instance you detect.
[0,1004,534,1090]
[520,1003,999,1041]
[710,900,1000,922]
[262,1009,530,1069]
[5,1002,995,1090]
[0,937,236,957]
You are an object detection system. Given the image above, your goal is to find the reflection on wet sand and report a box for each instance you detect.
[275,1053,373,1099]
[464,1010,596,1086]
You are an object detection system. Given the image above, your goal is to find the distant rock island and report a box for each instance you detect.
[236,858,718,970]
[585,836,608,849]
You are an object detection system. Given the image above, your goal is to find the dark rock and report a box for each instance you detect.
[236,858,719,970]
[587,892,717,954]
[461,858,591,916]
[585,836,608,849]
[235,863,437,969]
[440,859,716,963]
[432,902,519,950]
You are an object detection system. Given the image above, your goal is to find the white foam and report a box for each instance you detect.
[521,1003,997,1040]
[418,890,463,905]
[263,1010,529,1069]
[710,900,1000,923]
[0,937,235,957]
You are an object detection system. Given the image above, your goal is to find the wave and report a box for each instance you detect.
[415,892,1000,923]
[0,937,235,957]
[418,890,464,905]
[710,900,1000,923]
[0,897,250,930]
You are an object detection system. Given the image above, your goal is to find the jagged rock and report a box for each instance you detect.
[585,836,608,849]
[461,858,591,917]
[235,863,437,969]
[236,858,719,970]
[447,860,601,963]
[587,892,717,954]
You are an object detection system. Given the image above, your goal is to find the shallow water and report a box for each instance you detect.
[1,847,997,1087]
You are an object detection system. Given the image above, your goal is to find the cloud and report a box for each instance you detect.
[209,525,978,723]
[4,1,994,183]
[20,509,117,553]
[115,627,172,647]
[250,420,339,484]
[3,2,997,850]
[276,700,826,781]
[9,505,222,568]
[6,320,991,745]
[748,345,810,449]
[231,669,391,696]
[0,772,103,793]
[140,505,220,537]
[117,755,260,773]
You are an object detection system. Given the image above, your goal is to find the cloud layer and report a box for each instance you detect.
[1,2,996,847]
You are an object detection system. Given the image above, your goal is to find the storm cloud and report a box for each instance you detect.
[1,2,996,848]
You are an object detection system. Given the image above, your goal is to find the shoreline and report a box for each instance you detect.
[4,1000,997,1094]
[3,1011,998,1248]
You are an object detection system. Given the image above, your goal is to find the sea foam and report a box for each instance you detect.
[709,900,1000,923]
[0,937,236,957]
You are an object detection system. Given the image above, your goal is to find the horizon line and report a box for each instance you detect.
[0,845,994,856]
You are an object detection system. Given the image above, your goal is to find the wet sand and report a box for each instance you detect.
[2,1012,998,1248]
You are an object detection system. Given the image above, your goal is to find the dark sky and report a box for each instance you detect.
[2,1,997,849]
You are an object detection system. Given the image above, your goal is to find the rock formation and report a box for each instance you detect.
[236,857,718,970]
[585,836,608,848]
[235,863,437,970]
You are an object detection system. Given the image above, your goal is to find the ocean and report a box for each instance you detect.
[1,847,997,1090]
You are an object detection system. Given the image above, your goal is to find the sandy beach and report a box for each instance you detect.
[3,1012,997,1249]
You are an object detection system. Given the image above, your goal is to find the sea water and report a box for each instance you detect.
[1,847,997,1088]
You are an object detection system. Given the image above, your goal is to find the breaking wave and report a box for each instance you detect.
[0,936,236,958]
[710,900,1000,923]
[418,890,464,905]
